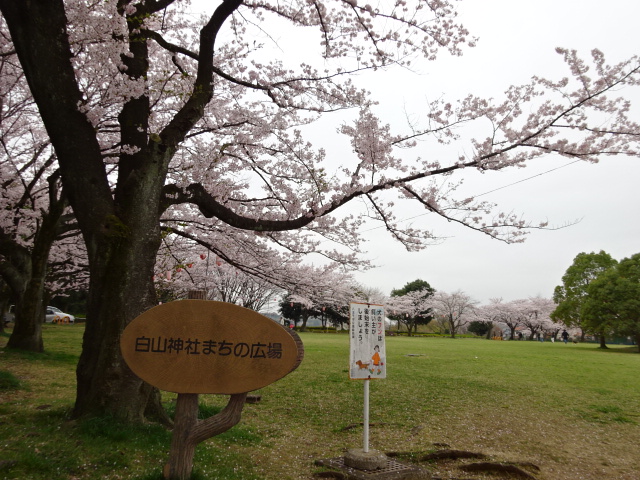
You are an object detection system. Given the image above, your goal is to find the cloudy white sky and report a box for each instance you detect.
[350,0,640,303]
[191,0,640,304]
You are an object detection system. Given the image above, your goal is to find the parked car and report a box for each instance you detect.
[45,306,75,324]
[3,305,75,325]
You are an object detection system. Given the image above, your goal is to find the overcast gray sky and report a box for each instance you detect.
[352,0,640,302]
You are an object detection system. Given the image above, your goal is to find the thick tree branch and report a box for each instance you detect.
[159,0,242,151]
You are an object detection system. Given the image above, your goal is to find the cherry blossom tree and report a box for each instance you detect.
[280,266,358,330]
[279,295,314,330]
[0,160,62,352]
[0,151,84,352]
[485,298,521,340]
[387,279,434,336]
[471,297,559,340]
[153,236,283,309]
[46,234,89,298]
[471,304,500,339]
[429,290,477,338]
[516,297,555,341]
[1,0,639,422]
[355,286,387,306]
[0,29,84,351]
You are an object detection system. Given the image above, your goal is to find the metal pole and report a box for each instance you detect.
[363,378,370,453]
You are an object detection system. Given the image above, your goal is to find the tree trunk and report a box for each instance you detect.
[580,329,586,342]
[300,313,309,331]
[598,334,608,349]
[7,293,44,352]
[6,192,63,352]
[484,324,492,339]
[164,393,247,480]
[72,225,163,421]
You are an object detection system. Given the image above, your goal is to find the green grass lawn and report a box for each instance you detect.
[1,325,639,479]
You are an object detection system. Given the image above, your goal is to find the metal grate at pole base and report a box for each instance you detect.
[315,456,431,479]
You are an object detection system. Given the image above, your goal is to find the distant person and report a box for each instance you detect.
[561,330,569,344]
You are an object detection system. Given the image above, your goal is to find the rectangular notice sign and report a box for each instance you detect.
[349,302,386,380]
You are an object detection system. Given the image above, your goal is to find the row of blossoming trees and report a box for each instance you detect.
[278,277,563,341]
[274,267,638,344]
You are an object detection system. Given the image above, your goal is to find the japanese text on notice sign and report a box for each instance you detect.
[349,303,386,380]
[134,336,283,359]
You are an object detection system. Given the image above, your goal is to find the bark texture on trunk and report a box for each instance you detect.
[72,223,163,421]
[6,298,44,352]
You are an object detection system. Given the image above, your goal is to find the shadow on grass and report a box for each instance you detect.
[77,414,171,447]
[590,345,640,355]
[1,345,79,366]
[0,370,22,390]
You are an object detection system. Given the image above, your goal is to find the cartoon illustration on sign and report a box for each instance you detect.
[370,345,384,375]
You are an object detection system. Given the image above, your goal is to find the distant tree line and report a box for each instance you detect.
[552,251,640,352]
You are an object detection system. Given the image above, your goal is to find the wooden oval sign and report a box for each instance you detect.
[120,300,303,394]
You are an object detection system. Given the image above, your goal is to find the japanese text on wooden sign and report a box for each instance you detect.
[349,302,386,380]
[133,336,284,359]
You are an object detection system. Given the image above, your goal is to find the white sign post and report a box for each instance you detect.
[349,302,386,455]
